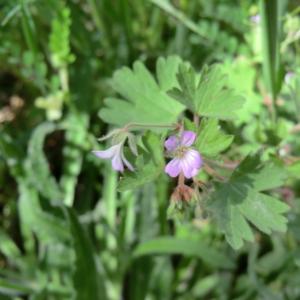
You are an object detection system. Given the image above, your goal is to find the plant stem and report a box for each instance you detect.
[178,172,185,186]
[124,122,178,131]
[205,159,239,170]
[203,163,226,181]
[193,114,200,128]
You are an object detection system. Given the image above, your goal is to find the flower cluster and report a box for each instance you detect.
[93,128,202,180]
[93,126,203,210]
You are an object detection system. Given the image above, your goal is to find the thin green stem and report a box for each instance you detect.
[102,165,118,250]
[124,122,178,131]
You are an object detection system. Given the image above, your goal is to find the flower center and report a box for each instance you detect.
[175,146,188,158]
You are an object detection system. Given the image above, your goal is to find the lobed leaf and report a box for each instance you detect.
[196,118,233,157]
[168,63,198,112]
[208,155,289,249]
[231,154,287,191]
[99,56,185,127]
[168,63,245,119]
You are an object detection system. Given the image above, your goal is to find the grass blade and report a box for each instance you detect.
[259,0,287,120]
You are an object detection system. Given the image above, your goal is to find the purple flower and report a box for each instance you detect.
[92,142,134,172]
[164,131,202,179]
[250,14,260,24]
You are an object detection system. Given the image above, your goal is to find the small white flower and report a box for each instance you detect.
[92,142,134,172]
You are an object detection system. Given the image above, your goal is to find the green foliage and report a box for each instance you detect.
[196,118,233,157]
[21,50,48,92]
[0,1,299,299]
[168,63,245,119]
[35,5,75,121]
[208,155,289,249]
[20,0,38,59]
[222,58,262,124]
[150,0,208,42]
[118,163,161,192]
[67,208,108,300]
[288,160,300,179]
[118,132,165,191]
[49,7,75,68]
[260,0,285,101]
[0,229,21,265]
[35,90,64,121]
[99,56,184,127]
[18,182,69,244]
[0,277,33,298]
[25,122,63,200]
[60,112,89,206]
[134,236,234,269]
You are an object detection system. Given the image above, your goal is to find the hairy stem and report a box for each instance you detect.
[178,172,185,186]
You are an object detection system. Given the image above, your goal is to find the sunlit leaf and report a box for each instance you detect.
[196,118,233,156]
[99,56,185,127]
[168,63,245,119]
[208,154,289,249]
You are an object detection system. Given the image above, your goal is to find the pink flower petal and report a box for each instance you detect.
[180,158,195,178]
[164,135,179,152]
[190,167,200,177]
[112,150,124,172]
[180,131,196,147]
[165,158,181,177]
[185,149,202,169]
[180,150,202,178]
[92,145,119,159]
[93,142,136,173]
